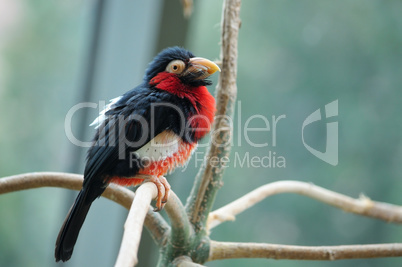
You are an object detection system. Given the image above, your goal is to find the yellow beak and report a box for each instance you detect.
[186,57,221,79]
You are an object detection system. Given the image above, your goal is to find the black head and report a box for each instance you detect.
[143,47,220,87]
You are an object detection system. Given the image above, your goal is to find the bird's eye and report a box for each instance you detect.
[166,60,186,74]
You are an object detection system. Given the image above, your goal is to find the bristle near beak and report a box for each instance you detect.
[185,57,221,79]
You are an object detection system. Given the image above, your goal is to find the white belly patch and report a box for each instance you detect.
[135,131,181,161]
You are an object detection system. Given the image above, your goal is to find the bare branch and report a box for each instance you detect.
[186,0,241,230]
[180,0,193,18]
[0,172,169,246]
[115,182,159,267]
[208,181,402,230]
[172,256,206,267]
[209,241,402,261]
[144,207,170,247]
[0,172,84,194]
[165,191,194,248]
[0,172,134,207]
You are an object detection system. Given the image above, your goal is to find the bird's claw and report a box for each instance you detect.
[143,175,170,212]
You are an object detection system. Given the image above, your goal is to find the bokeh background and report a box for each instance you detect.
[1,0,402,266]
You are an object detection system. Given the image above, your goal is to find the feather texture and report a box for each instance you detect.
[55,47,217,262]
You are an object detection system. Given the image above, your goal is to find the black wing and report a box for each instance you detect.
[83,85,196,189]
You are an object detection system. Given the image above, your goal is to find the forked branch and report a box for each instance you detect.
[208,180,402,230]
[186,0,241,230]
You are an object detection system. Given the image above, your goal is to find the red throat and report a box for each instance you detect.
[150,72,216,140]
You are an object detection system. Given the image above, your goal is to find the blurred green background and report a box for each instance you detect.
[1,0,402,266]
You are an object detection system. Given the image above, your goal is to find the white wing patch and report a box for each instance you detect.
[135,131,181,161]
[90,96,122,129]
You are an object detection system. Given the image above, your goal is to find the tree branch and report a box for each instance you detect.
[115,182,158,267]
[0,172,169,246]
[180,0,193,18]
[186,0,241,231]
[207,180,402,230]
[172,256,206,267]
[165,191,194,248]
[209,241,402,261]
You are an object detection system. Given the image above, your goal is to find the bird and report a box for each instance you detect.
[55,47,220,262]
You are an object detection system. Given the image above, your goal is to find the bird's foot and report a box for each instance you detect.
[143,175,171,211]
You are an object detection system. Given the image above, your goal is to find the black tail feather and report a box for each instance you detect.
[55,190,92,262]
